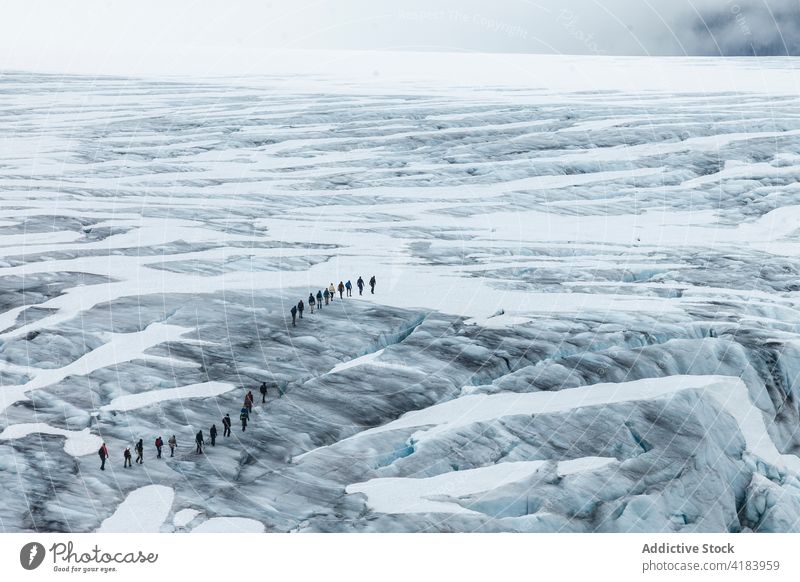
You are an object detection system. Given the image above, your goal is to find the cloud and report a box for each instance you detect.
[1,0,799,76]
[670,0,800,56]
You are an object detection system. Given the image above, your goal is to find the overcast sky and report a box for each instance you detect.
[1,0,798,74]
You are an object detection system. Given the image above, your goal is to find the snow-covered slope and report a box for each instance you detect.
[3,55,800,532]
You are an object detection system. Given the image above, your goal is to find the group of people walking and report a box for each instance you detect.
[96,274,382,470]
[97,382,276,470]
[290,275,376,326]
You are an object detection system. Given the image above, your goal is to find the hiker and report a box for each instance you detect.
[297,299,304,319]
[345,280,352,297]
[245,390,254,412]
[328,283,336,301]
[290,305,297,326]
[338,281,345,299]
[357,276,364,295]
[98,443,109,471]
[223,414,232,437]
[195,430,204,454]
[369,275,376,294]
[168,435,177,457]
[316,290,323,309]
[260,381,268,403]
[240,407,249,431]
[210,424,217,447]
[308,293,316,313]
[123,447,132,468]
[135,439,144,464]
[323,288,329,305]
[155,436,163,459]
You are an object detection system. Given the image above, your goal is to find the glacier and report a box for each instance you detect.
[2,54,800,532]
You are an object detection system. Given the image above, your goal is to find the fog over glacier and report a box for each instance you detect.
[2,54,800,532]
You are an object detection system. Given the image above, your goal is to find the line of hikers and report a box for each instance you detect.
[290,275,376,326]
[98,382,277,469]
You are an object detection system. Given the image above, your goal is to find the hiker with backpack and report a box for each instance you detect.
[260,381,268,403]
[245,390,254,412]
[155,436,163,459]
[135,439,144,464]
[195,430,205,454]
[298,299,304,319]
[223,413,232,437]
[357,276,364,295]
[168,435,177,457]
[290,305,297,326]
[323,288,330,305]
[345,280,352,297]
[210,424,217,447]
[369,275,376,294]
[338,281,345,299]
[308,292,316,313]
[240,407,250,431]
[316,290,323,309]
[98,443,109,471]
[123,447,132,468]
[328,283,336,301]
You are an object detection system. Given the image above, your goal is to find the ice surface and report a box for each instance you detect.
[191,517,266,533]
[346,457,616,515]
[96,485,174,533]
[172,508,201,529]
[0,424,101,456]
[3,55,800,531]
[101,382,236,412]
[328,349,386,374]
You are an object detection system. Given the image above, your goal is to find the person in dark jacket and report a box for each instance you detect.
[345,280,352,297]
[135,439,144,464]
[308,293,316,313]
[168,435,177,457]
[290,305,297,326]
[240,407,249,431]
[316,290,323,309]
[245,390,254,412]
[323,288,329,305]
[337,281,345,299]
[260,381,268,403]
[195,430,205,454]
[369,275,376,294]
[123,447,132,468]
[98,443,109,471]
[155,436,163,459]
[357,276,364,295]
[210,424,217,447]
[297,299,304,319]
[223,414,232,437]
